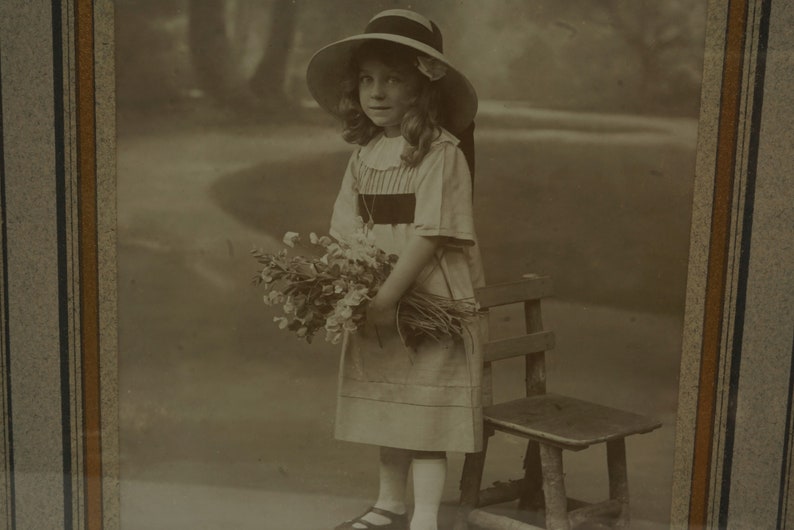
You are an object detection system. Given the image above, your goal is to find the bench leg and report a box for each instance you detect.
[518,440,545,521]
[539,444,570,530]
[455,434,490,530]
[607,438,630,528]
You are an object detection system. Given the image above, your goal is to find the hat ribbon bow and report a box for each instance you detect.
[415,56,447,82]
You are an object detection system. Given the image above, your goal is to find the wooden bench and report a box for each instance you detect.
[455,275,662,530]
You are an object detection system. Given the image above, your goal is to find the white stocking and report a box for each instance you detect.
[353,447,410,529]
[410,456,446,530]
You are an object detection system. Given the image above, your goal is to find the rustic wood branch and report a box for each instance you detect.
[475,277,553,309]
[478,479,524,507]
[524,300,547,395]
[483,333,554,363]
[539,444,570,530]
[607,438,630,527]
[568,499,623,528]
[468,509,544,530]
[519,441,544,511]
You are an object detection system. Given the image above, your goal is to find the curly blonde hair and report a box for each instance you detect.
[337,41,443,167]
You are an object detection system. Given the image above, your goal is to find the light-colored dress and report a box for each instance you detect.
[329,128,485,453]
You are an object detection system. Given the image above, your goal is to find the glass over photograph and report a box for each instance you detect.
[115,1,707,529]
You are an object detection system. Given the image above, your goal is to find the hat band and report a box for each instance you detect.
[364,15,443,53]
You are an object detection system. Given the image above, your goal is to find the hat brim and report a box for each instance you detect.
[306,34,478,134]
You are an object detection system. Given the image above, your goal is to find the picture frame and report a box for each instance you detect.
[0,0,791,528]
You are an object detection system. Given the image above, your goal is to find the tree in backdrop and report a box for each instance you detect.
[454,0,705,115]
[594,0,706,114]
[116,0,706,117]
[188,0,298,112]
[115,1,193,107]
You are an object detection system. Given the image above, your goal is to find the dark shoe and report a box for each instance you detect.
[334,506,408,530]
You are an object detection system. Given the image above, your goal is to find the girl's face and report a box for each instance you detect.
[357,58,421,137]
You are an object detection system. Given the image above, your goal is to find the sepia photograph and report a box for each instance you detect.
[4,0,794,528]
[114,1,707,529]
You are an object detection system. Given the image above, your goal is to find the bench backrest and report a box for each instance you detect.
[475,275,555,406]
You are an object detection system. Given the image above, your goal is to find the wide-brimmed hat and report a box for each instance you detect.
[306,9,478,133]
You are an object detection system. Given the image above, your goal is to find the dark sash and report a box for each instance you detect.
[358,193,416,225]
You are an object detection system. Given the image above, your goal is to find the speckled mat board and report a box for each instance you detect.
[0,1,791,529]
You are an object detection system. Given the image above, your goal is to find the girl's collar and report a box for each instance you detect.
[357,133,406,170]
[357,128,459,170]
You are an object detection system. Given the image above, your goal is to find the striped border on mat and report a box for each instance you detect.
[75,0,103,528]
[688,0,749,525]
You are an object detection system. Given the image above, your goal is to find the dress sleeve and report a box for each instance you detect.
[329,150,360,241]
[413,142,476,246]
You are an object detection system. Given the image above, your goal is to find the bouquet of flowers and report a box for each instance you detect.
[251,223,479,348]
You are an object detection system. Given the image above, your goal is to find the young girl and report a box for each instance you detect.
[306,10,484,530]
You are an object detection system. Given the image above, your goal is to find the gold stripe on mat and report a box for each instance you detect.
[75,0,102,528]
[689,0,749,526]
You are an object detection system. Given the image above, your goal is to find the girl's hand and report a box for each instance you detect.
[363,299,398,344]
[360,235,438,345]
